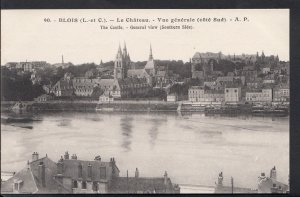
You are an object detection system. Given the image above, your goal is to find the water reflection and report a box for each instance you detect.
[57,119,72,127]
[148,118,165,149]
[120,116,134,152]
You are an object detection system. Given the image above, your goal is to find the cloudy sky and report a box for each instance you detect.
[1,9,289,65]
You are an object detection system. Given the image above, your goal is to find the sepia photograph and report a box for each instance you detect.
[1,9,290,194]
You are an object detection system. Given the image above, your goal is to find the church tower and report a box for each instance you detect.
[123,41,131,68]
[149,44,153,60]
[114,43,128,79]
[144,44,156,76]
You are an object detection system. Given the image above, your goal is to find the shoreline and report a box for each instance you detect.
[1,100,289,116]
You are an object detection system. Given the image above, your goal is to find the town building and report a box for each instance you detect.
[273,84,289,102]
[246,78,262,89]
[188,86,204,102]
[16,61,49,72]
[224,85,242,103]
[215,166,288,194]
[245,88,273,103]
[99,92,114,102]
[1,152,61,194]
[214,172,257,193]
[34,94,53,102]
[54,152,120,193]
[216,76,245,86]
[4,62,19,70]
[109,170,180,193]
[50,73,74,97]
[263,76,275,84]
[167,93,178,102]
[97,78,151,99]
[188,86,225,102]
[191,52,222,79]
[258,166,289,193]
[262,66,271,74]
[1,152,180,194]
[72,77,98,97]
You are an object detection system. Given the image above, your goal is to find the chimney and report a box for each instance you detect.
[87,163,92,180]
[135,168,139,178]
[94,155,101,161]
[78,163,83,178]
[38,161,46,187]
[27,160,30,170]
[164,171,168,185]
[64,151,69,160]
[32,152,39,161]
[110,157,116,167]
[218,172,223,186]
[71,154,77,160]
[270,166,277,180]
[57,156,64,175]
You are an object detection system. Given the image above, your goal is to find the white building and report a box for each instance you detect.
[224,87,242,103]
[188,86,204,102]
[245,89,273,103]
[167,93,178,102]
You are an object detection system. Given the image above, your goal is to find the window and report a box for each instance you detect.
[73,180,78,188]
[234,90,237,93]
[226,90,229,93]
[82,181,87,189]
[14,183,18,190]
[92,182,98,191]
[100,167,107,179]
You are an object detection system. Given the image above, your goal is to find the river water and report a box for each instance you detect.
[1,111,289,190]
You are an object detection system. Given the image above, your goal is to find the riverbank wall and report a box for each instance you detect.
[1,100,289,116]
[1,100,179,112]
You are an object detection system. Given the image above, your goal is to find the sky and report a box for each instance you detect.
[1,9,289,65]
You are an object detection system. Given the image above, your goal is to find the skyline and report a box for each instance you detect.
[1,9,289,64]
[1,43,286,66]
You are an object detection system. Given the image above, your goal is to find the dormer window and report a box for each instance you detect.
[13,179,23,191]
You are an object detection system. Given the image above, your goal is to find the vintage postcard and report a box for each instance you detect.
[1,9,289,194]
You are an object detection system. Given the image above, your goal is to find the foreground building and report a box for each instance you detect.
[1,152,180,194]
[215,166,288,194]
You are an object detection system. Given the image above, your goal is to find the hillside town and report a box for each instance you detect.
[1,42,290,115]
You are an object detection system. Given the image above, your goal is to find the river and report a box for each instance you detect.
[1,111,289,190]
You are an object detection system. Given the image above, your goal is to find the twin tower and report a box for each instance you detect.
[114,42,131,79]
[114,42,154,80]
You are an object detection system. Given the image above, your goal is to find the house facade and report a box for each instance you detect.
[245,89,273,103]
[1,152,180,194]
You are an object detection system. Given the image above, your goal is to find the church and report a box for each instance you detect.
[97,43,152,99]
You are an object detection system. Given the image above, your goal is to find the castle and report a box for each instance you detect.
[191,51,280,80]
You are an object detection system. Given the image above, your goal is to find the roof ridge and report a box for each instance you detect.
[29,165,39,194]
[29,157,50,164]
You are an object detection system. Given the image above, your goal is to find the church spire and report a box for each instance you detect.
[62,54,64,64]
[123,41,128,59]
[149,44,153,60]
[123,41,127,51]
[118,43,122,53]
[116,42,122,58]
